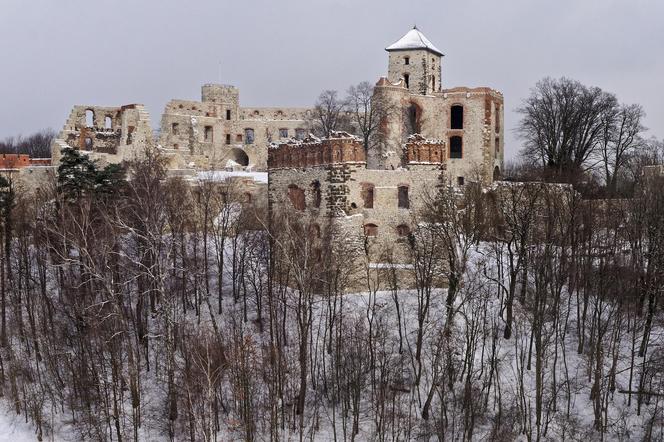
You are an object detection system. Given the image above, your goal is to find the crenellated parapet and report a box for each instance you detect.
[268,132,365,169]
[404,134,446,164]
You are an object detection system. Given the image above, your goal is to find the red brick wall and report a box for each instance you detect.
[0,155,51,169]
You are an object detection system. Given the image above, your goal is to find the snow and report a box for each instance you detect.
[0,407,40,442]
[2,232,661,440]
[385,27,444,56]
[195,170,268,184]
[368,262,414,269]
[225,159,240,168]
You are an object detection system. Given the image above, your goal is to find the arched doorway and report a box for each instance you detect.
[493,166,501,181]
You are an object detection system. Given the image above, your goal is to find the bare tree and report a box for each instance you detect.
[311,90,348,137]
[345,81,395,152]
[517,77,616,179]
[598,103,646,194]
[0,129,55,158]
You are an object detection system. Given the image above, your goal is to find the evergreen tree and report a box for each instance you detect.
[57,147,126,200]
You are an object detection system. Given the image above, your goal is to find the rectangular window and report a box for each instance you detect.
[226,134,231,145]
[405,56,410,65]
[450,136,463,159]
[364,224,378,237]
[295,128,306,140]
[495,104,500,132]
[244,128,255,144]
[361,183,374,209]
[236,134,243,142]
[204,125,213,142]
[171,122,179,135]
[279,128,289,138]
[226,109,231,120]
[451,105,463,129]
[457,176,465,186]
[398,186,409,209]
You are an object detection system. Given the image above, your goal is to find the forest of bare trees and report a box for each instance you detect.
[0,130,54,159]
[0,76,662,441]
[0,134,660,441]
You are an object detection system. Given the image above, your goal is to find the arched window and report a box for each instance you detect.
[84,137,93,150]
[104,116,112,130]
[403,73,410,89]
[451,105,463,130]
[406,103,421,135]
[364,223,378,237]
[398,185,409,209]
[493,166,501,181]
[450,136,462,159]
[404,56,410,65]
[309,223,321,239]
[205,126,213,142]
[332,145,341,162]
[396,224,410,237]
[361,183,374,209]
[495,104,501,132]
[85,109,94,128]
[287,185,306,211]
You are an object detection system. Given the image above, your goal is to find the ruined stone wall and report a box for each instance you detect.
[159,84,311,171]
[374,80,503,185]
[52,104,153,166]
[269,136,447,265]
[0,166,56,196]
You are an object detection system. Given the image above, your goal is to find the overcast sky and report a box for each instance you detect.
[1,0,662,159]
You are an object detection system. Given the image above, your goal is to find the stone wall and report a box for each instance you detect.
[0,166,56,196]
[269,135,447,265]
[51,104,153,166]
[387,49,442,95]
[159,84,311,170]
[373,79,503,185]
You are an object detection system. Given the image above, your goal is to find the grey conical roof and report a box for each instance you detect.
[386,27,444,56]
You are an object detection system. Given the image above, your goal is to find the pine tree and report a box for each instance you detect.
[57,148,126,200]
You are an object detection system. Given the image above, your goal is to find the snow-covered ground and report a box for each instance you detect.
[0,406,41,442]
[1,237,662,441]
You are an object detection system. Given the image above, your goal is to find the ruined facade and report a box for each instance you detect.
[266,27,505,288]
[158,84,310,170]
[0,154,54,194]
[269,132,447,269]
[48,26,503,215]
[376,27,504,186]
[51,104,154,166]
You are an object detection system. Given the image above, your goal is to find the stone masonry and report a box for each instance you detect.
[158,84,311,170]
[268,132,447,266]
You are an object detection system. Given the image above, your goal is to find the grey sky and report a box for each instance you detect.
[1,0,662,160]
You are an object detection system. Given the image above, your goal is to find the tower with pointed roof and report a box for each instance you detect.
[386,26,443,95]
